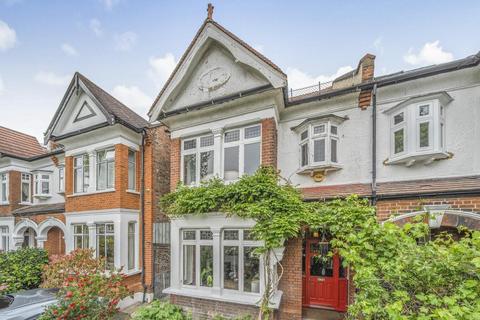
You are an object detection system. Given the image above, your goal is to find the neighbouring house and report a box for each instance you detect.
[147,7,480,320]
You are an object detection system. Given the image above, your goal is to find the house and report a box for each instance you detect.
[0,72,171,305]
[147,6,480,320]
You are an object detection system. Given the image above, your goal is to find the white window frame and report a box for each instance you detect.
[73,224,89,249]
[96,148,115,191]
[96,222,115,270]
[181,134,215,186]
[34,173,51,198]
[20,173,31,203]
[0,173,9,205]
[73,154,90,194]
[222,124,262,182]
[299,121,340,169]
[0,226,9,252]
[180,229,214,288]
[127,150,136,191]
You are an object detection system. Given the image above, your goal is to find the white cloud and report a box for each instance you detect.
[99,0,120,10]
[373,36,384,55]
[114,31,137,51]
[148,53,177,88]
[34,71,71,86]
[112,85,151,116]
[0,75,4,96]
[0,20,17,51]
[287,65,354,89]
[61,43,78,56]
[404,41,454,66]
[89,19,103,37]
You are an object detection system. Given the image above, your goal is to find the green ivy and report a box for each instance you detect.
[160,166,480,320]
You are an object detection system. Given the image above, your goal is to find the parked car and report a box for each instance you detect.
[0,288,57,320]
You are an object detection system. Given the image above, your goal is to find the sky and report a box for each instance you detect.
[0,0,479,143]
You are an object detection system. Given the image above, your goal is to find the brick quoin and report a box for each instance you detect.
[170,138,181,192]
[278,238,302,320]
[0,171,26,217]
[261,118,277,168]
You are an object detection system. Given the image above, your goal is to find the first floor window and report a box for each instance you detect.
[96,223,114,269]
[97,149,115,190]
[182,135,215,186]
[73,224,89,249]
[0,226,9,252]
[74,154,89,193]
[58,166,65,192]
[394,128,405,154]
[298,121,339,168]
[0,173,7,203]
[21,173,31,202]
[128,222,136,270]
[128,150,136,190]
[34,174,50,196]
[182,229,214,287]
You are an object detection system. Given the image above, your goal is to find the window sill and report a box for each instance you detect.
[296,163,343,175]
[126,190,140,195]
[163,287,283,309]
[34,194,52,200]
[0,202,9,206]
[19,202,32,205]
[385,151,452,167]
[67,189,116,198]
[124,269,141,277]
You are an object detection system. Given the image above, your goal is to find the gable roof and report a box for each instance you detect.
[46,72,148,141]
[0,126,47,159]
[148,18,286,118]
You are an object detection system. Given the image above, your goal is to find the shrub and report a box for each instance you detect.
[39,249,130,320]
[132,300,191,320]
[0,248,49,294]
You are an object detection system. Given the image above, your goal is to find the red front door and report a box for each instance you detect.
[303,240,348,312]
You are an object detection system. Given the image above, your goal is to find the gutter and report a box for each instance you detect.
[0,149,64,162]
[140,130,148,302]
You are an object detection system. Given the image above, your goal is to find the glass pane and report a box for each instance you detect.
[394,129,404,154]
[97,163,106,190]
[183,139,196,150]
[200,230,213,240]
[244,125,261,139]
[394,112,404,125]
[244,142,260,176]
[419,105,430,116]
[200,135,214,147]
[128,163,135,189]
[420,122,429,148]
[331,139,338,163]
[200,151,214,181]
[106,235,114,269]
[200,246,213,287]
[301,143,309,166]
[97,224,105,234]
[97,150,106,162]
[183,154,196,186]
[128,150,135,162]
[83,156,89,192]
[183,245,196,285]
[313,139,325,162]
[183,230,196,240]
[107,162,115,188]
[106,224,114,233]
[74,156,83,167]
[313,125,325,135]
[97,235,105,258]
[224,146,239,180]
[300,130,308,141]
[223,246,239,290]
[224,230,239,240]
[74,168,83,193]
[330,125,338,135]
[243,230,255,241]
[22,183,29,202]
[224,130,240,143]
[41,174,50,180]
[339,258,346,278]
[42,181,49,194]
[128,232,135,270]
[244,247,260,293]
[310,243,333,277]
[74,235,83,249]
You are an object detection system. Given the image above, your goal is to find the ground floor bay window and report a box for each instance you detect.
[165,213,283,308]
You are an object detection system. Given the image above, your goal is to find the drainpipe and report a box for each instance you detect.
[140,130,148,302]
[371,84,378,205]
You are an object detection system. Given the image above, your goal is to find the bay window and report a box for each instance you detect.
[128,150,136,190]
[20,173,31,203]
[97,149,115,190]
[386,93,450,166]
[96,223,115,269]
[74,154,89,193]
[181,134,215,186]
[0,173,7,204]
[34,173,50,197]
[73,224,89,249]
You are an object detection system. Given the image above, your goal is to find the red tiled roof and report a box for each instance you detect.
[0,126,46,159]
[148,18,285,117]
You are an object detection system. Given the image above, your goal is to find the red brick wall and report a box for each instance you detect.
[44,227,65,256]
[278,238,303,320]
[65,144,140,212]
[261,118,277,168]
[170,138,181,192]
[0,171,26,217]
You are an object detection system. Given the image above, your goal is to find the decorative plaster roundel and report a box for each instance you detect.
[198,67,230,92]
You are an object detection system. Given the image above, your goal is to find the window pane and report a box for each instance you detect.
[301,143,309,167]
[394,129,405,154]
[313,139,325,162]
[22,182,29,202]
[200,135,214,147]
[394,112,404,125]
[223,246,239,290]
[224,230,239,240]
[184,139,196,150]
[107,161,115,188]
[330,125,338,135]
[224,146,239,180]
[128,162,135,190]
[331,139,338,163]
[420,122,429,148]
[244,247,260,293]
[183,230,196,240]
[128,223,135,270]
[243,230,255,241]
[105,235,114,269]
[244,125,261,139]
[183,244,196,285]
[200,230,213,240]
[200,151,214,181]
[97,163,106,190]
[419,105,430,116]
[300,130,308,141]
[313,125,325,135]
[41,181,49,194]
[200,246,213,287]
[183,154,196,186]
[244,142,260,175]
[224,130,240,143]
[310,243,333,277]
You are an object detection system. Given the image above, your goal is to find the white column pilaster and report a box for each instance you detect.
[212,128,223,179]
[211,227,222,295]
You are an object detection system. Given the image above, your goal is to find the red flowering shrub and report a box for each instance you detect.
[39,249,130,319]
